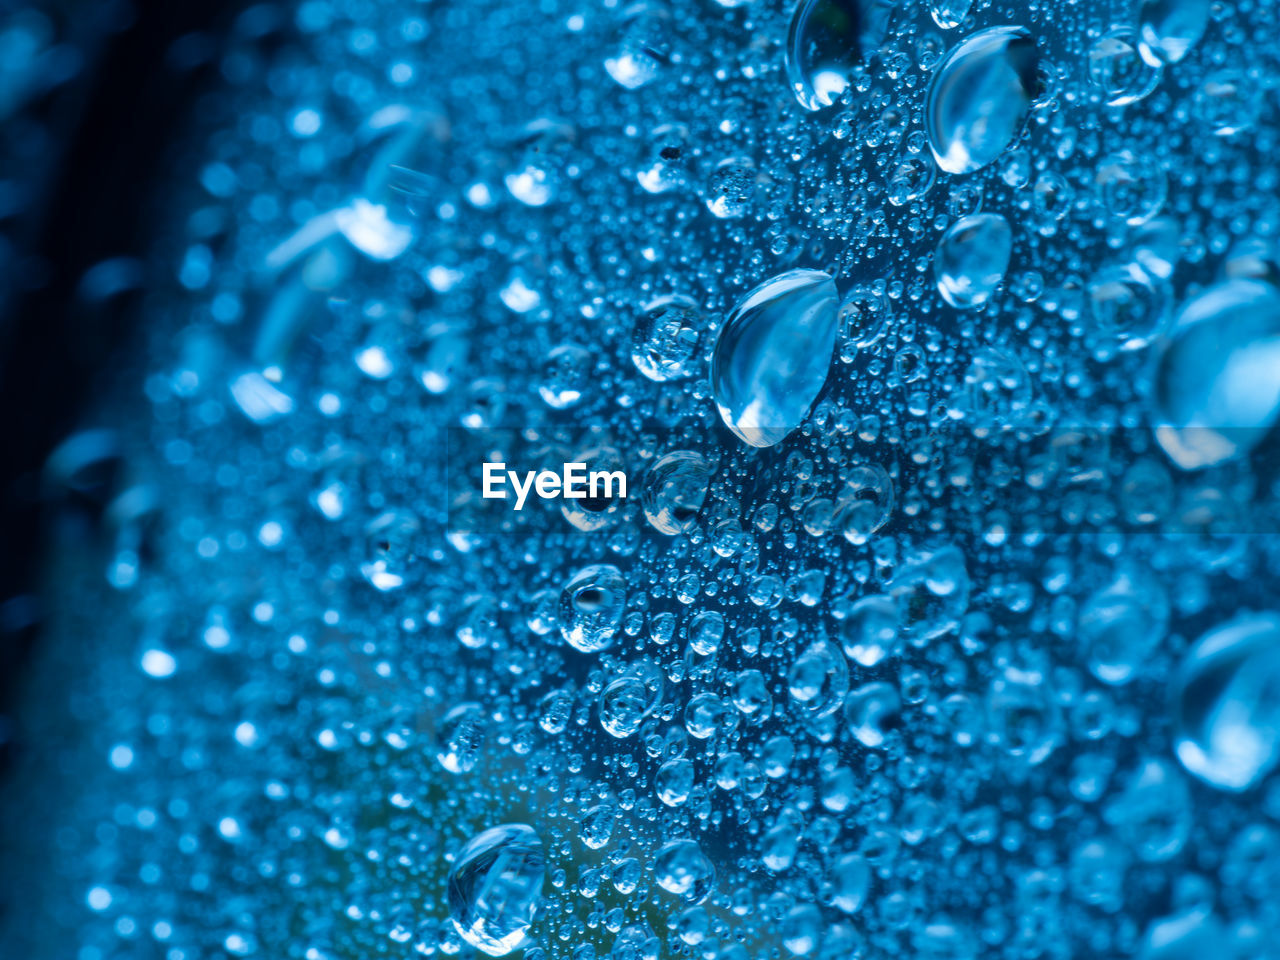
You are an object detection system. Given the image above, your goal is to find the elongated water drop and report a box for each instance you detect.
[711,269,839,447]
[925,26,1040,176]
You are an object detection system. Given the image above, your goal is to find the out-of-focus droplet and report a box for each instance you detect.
[1138,0,1211,66]
[1088,27,1162,106]
[229,371,295,423]
[839,595,899,667]
[603,2,671,90]
[925,26,1040,175]
[889,545,969,645]
[538,344,592,409]
[986,668,1061,765]
[833,463,894,544]
[1105,758,1191,861]
[845,681,900,747]
[636,123,692,194]
[1138,908,1230,960]
[711,269,839,447]
[1087,262,1169,351]
[1151,279,1280,470]
[334,198,414,261]
[505,119,575,207]
[1078,569,1169,685]
[653,840,716,903]
[1171,613,1280,792]
[1096,150,1167,226]
[787,640,849,719]
[1195,69,1257,137]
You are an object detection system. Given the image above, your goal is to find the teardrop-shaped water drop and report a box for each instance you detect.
[934,212,1013,309]
[710,269,839,448]
[925,26,1040,175]
[784,0,898,111]
[1151,279,1280,470]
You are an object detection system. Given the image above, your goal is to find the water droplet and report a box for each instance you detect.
[656,757,695,806]
[600,667,664,738]
[1172,613,1280,792]
[711,269,839,447]
[1078,568,1169,685]
[833,462,895,544]
[653,839,716,903]
[1096,150,1167,226]
[641,451,714,535]
[839,594,899,667]
[559,564,627,653]
[636,123,692,194]
[603,3,671,90]
[889,545,970,645]
[986,668,1061,765]
[845,681,900,748]
[1088,26,1162,106]
[925,26,1040,175]
[934,213,1012,309]
[784,0,897,111]
[787,640,849,719]
[1086,262,1169,351]
[538,344,592,409]
[1151,279,1280,470]
[631,295,703,382]
[828,853,870,913]
[1138,0,1211,66]
[704,157,757,219]
[447,824,545,957]
[1104,758,1191,861]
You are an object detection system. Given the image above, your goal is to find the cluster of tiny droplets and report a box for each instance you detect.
[9,1,1280,959]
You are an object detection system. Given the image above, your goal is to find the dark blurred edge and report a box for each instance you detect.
[0,0,253,773]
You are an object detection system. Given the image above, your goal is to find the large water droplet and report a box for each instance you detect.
[447,824,546,957]
[934,212,1012,309]
[784,0,897,111]
[1138,0,1211,66]
[711,269,839,447]
[1172,613,1280,792]
[653,839,716,902]
[925,26,1040,175]
[1151,279,1280,470]
[1078,569,1169,686]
